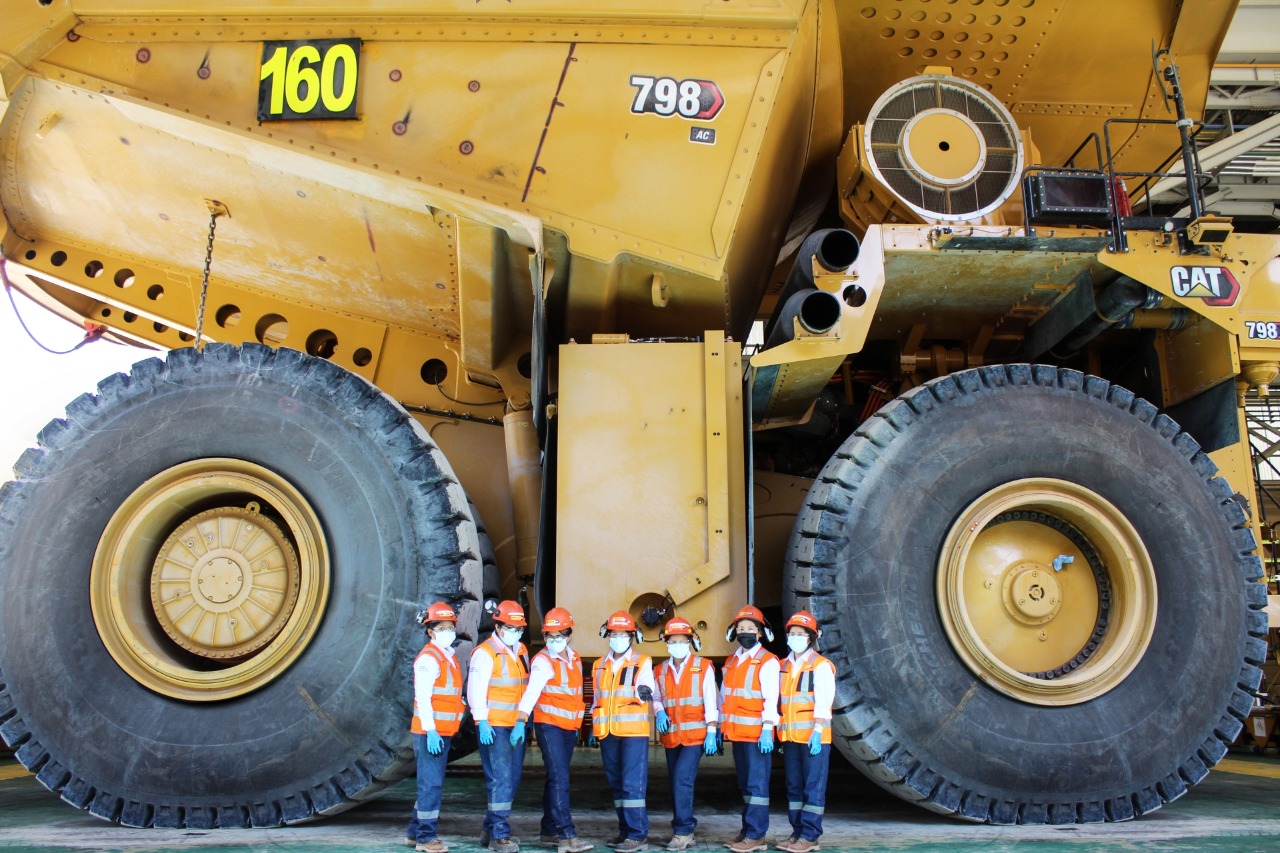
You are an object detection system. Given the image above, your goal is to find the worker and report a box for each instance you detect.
[406,602,464,853]
[512,607,593,853]
[720,605,779,853]
[776,610,835,853]
[655,616,719,851]
[469,600,531,853]
[593,610,662,853]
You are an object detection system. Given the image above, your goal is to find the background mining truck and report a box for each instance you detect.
[1,0,1277,830]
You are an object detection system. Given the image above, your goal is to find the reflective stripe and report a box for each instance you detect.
[725,715,761,726]
[788,801,802,811]
[543,685,577,694]
[672,696,703,707]
[619,799,646,808]
[802,804,825,815]
[535,704,581,720]
[490,678,525,687]
[488,701,520,711]
[610,713,650,724]
[673,721,704,731]
[417,809,440,820]
[489,801,513,812]
[744,796,770,806]
[724,687,763,700]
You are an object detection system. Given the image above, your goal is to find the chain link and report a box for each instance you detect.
[195,204,226,353]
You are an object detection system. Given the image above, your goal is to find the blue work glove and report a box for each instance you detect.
[808,730,823,756]
[478,721,495,745]
[656,711,671,735]
[426,731,444,755]
[588,734,599,748]
[703,729,717,756]
[758,728,774,754]
[509,720,526,746]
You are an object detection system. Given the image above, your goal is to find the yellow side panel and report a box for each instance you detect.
[556,334,746,658]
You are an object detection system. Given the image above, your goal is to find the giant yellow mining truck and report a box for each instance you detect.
[1,0,1277,829]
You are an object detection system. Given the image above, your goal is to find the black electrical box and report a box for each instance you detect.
[1023,172,1112,227]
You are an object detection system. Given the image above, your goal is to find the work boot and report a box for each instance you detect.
[615,839,648,853]
[607,836,627,848]
[726,839,767,853]
[540,837,561,847]
[406,838,417,848]
[481,833,491,849]
[780,841,819,853]
[492,838,520,853]
[723,834,745,849]
[666,834,695,851]
[416,842,449,853]
[558,838,594,853]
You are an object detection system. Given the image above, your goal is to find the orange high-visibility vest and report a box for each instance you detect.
[658,656,712,748]
[592,652,652,738]
[477,636,530,727]
[778,652,834,744]
[411,643,463,737]
[721,649,777,742]
[532,648,585,731]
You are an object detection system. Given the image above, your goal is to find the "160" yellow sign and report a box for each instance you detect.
[258,39,361,121]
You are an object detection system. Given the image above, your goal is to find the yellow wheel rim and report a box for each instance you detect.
[937,478,1156,705]
[91,459,330,701]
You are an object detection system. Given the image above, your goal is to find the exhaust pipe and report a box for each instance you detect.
[763,229,859,349]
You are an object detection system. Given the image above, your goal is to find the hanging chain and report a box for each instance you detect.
[195,200,229,353]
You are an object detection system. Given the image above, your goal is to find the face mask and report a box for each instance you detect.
[787,635,810,655]
[433,629,456,648]
[500,628,522,647]
[609,636,631,655]
[737,633,759,650]
[667,642,691,660]
[546,637,569,655]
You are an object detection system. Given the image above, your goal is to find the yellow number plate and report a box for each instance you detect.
[258,39,361,121]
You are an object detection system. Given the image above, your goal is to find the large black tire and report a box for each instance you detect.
[0,344,484,827]
[784,365,1266,824]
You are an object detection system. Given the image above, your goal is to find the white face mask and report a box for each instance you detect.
[546,637,569,655]
[787,635,810,655]
[666,642,691,660]
[500,628,522,647]
[608,636,631,655]
[433,629,456,649]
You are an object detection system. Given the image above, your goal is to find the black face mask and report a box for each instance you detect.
[737,633,759,649]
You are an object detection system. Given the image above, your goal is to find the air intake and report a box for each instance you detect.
[839,74,1026,230]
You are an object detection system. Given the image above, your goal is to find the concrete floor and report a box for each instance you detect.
[4,747,1280,852]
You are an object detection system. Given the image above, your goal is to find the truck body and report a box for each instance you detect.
[0,0,1276,828]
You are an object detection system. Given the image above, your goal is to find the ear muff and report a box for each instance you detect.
[691,633,702,652]
[599,623,609,640]
[763,625,775,643]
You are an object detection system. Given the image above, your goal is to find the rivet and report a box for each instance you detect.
[392,121,408,136]
[468,80,481,92]
[389,69,402,82]
[197,66,211,80]
[459,140,474,155]
[136,47,151,63]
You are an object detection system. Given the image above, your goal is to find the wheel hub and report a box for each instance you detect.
[937,478,1156,706]
[91,459,329,701]
[151,504,301,660]
[1003,563,1061,624]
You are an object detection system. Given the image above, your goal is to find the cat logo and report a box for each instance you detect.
[1169,266,1240,307]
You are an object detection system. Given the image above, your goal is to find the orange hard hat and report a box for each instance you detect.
[661,616,702,651]
[492,600,527,627]
[420,601,458,625]
[725,604,773,642]
[661,617,694,639]
[785,610,820,635]
[542,607,575,632]
[599,610,638,638]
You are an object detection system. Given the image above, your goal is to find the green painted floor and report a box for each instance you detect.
[4,747,1280,852]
